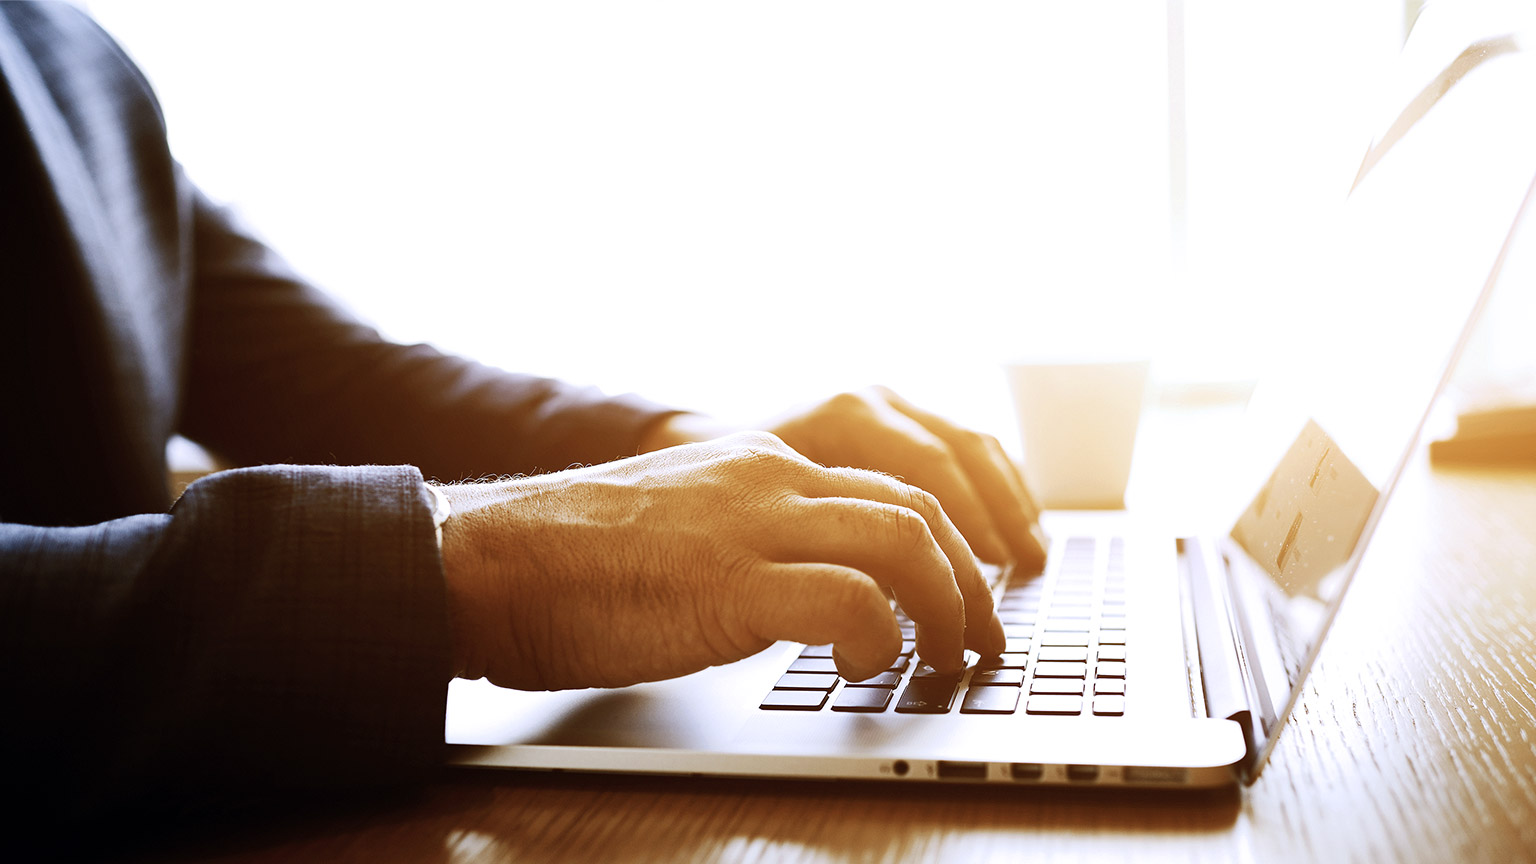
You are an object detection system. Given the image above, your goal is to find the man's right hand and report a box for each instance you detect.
[437,432,1005,691]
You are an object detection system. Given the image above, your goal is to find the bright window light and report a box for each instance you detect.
[86,0,1402,445]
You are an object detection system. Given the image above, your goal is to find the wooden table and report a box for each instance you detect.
[141,452,1535,864]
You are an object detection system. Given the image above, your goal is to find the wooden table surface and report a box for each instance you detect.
[139,452,1536,864]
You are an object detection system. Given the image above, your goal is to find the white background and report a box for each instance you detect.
[88,0,1405,448]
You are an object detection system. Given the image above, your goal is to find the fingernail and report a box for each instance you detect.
[987,611,1007,655]
[1018,524,1048,573]
[978,529,1009,564]
[1031,523,1050,554]
[832,648,880,682]
[930,646,965,675]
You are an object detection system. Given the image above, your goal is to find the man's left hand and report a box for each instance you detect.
[642,386,1047,571]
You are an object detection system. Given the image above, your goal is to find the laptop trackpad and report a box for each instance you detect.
[446,643,801,749]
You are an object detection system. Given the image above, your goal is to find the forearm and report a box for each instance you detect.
[1,465,450,838]
[180,189,681,478]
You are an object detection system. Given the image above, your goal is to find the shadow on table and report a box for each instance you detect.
[122,768,1243,863]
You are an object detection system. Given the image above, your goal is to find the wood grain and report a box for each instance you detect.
[1243,459,1536,864]
[138,457,1536,864]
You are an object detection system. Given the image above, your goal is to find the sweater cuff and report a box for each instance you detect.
[102,464,452,815]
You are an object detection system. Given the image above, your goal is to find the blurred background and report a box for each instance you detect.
[88,0,1518,456]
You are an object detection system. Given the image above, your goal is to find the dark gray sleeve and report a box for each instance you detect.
[0,464,451,835]
[180,189,684,482]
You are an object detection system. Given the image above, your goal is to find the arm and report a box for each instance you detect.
[178,189,681,480]
[1,465,449,838]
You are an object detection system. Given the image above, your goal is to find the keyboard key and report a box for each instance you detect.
[895,678,960,713]
[1093,696,1126,716]
[887,655,912,674]
[899,640,917,657]
[1094,679,1126,695]
[774,673,839,691]
[1004,637,1033,653]
[799,644,834,658]
[1098,632,1127,646]
[1047,609,1091,620]
[1001,623,1034,637]
[832,688,893,713]
[1025,695,1084,715]
[1038,633,1090,647]
[1037,646,1089,663]
[1000,591,1042,604]
[844,671,903,688]
[1097,662,1127,679]
[998,612,1036,626]
[1033,662,1088,678]
[788,657,839,674]
[1045,621,1091,633]
[760,690,827,711]
[979,652,1030,670]
[912,663,963,681]
[970,668,1025,686]
[1098,646,1127,662]
[961,686,1021,714]
[1031,679,1085,695]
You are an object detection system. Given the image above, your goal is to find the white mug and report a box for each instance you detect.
[1005,358,1151,510]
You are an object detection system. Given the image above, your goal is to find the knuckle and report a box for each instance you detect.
[717,432,798,470]
[901,483,942,519]
[913,439,955,470]
[725,429,789,453]
[956,429,992,457]
[829,464,895,495]
[823,569,878,618]
[823,390,871,416]
[886,503,935,553]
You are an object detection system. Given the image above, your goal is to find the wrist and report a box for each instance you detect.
[435,483,493,681]
[424,482,452,549]
[637,412,738,453]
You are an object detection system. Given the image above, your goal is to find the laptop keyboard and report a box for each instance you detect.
[759,535,1128,717]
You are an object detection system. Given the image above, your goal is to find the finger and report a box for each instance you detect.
[768,497,963,668]
[933,428,1045,570]
[985,436,1050,570]
[788,474,1006,666]
[741,563,903,681]
[877,387,1046,568]
[857,402,1012,565]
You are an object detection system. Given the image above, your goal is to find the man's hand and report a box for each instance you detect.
[643,387,1047,571]
[438,433,1005,691]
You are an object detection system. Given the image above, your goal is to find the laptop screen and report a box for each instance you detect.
[1223,6,1536,770]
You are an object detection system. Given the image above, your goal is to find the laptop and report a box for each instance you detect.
[444,5,1536,788]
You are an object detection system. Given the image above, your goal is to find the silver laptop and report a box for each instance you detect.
[444,8,1536,788]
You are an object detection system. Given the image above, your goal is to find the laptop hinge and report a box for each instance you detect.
[1178,537,1258,769]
